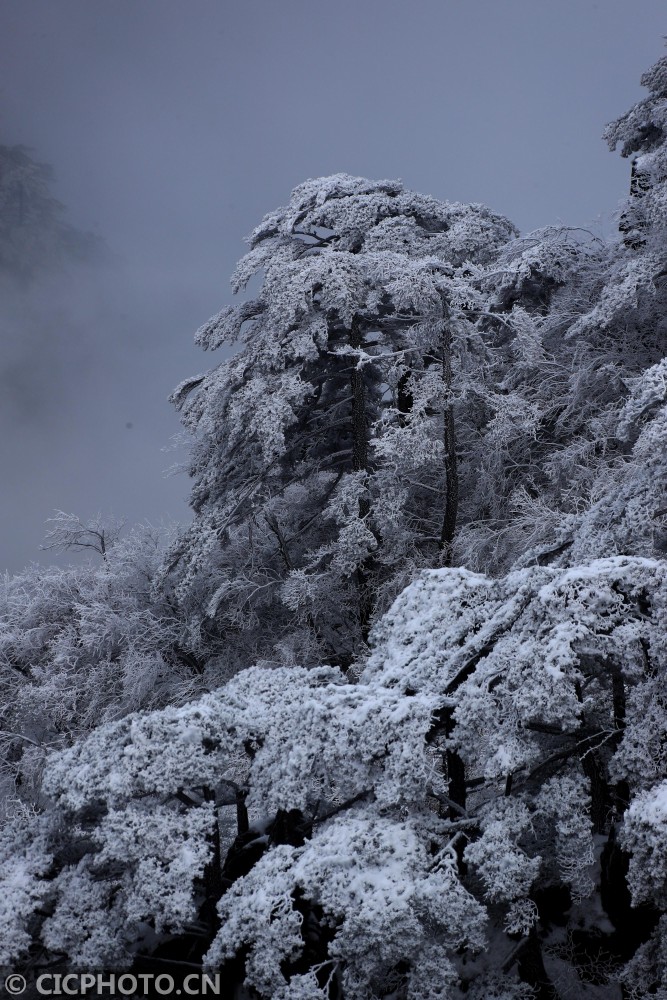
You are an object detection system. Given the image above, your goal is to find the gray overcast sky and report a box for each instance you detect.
[0,0,665,573]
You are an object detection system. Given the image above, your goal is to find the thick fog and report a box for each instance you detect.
[0,0,665,573]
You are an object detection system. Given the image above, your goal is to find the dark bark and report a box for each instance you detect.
[611,672,630,819]
[199,786,223,936]
[349,315,374,643]
[171,642,205,676]
[236,789,249,836]
[612,672,626,732]
[620,157,650,249]
[281,892,342,998]
[442,707,467,821]
[430,703,467,870]
[397,371,413,426]
[515,930,561,1000]
[349,317,369,477]
[439,323,458,564]
[579,748,607,835]
[600,825,660,962]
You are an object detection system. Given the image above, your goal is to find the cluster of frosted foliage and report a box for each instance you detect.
[239,174,516,267]
[3,652,505,989]
[536,775,595,902]
[489,55,665,574]
[40,864,140,969]
[0,812,52,964]
[365,555,666,942]
[557,357,667,564]
[464,776,593,933]
[8,553,659,985]
[611,676,667,792]
[206,808,486,998]
[464,799,542,906]
[2,552,664,986]
[366,554,665,728]
[617,356,667,441]
[177,173,514,442]
[0,523,208,804]
[614,787,667,993]
[620,916,667,999]
[86,803,214,927]
[316,472,378,577]
[365,564,509,692]
[45,665,434,817]
[1,665,445,971]
[486,224,599,319]
[620,782,667,910]
[40,802,215,968]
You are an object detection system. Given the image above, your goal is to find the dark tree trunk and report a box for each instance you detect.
[600,824,660,963]
[611,672,629,817]
[397,371,413,426]
[236,789,249,836]
[349,315,373,642]
[350,317,369,478]
[620,158,649,249]
[516,930,561,1000]
[580,748,608,835]
[443,706,467,821]
[612,672,626,733]
[428,703,468,871]
[439,323,458,564]
[200,786,223,936]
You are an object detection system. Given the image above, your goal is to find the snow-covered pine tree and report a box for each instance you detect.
[167,175,518,671]
[453,53,667,574]
[0,143,105,279]
[606,52,667,255]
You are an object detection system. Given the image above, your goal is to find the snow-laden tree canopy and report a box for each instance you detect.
[167,175,520,672]
[4,552,666,996]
